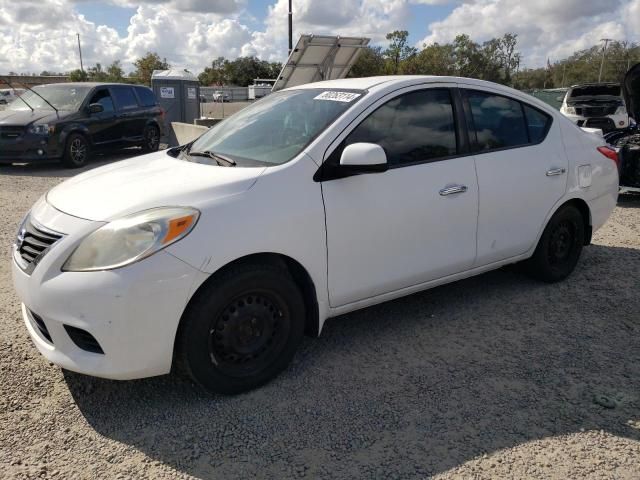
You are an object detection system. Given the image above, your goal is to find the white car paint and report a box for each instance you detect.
[12,75,619,380]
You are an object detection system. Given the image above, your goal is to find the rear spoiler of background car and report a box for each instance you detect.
[580,127,604,137]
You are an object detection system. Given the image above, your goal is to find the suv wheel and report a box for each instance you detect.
[62,133,89,168]
[177,263,305,395]
[525,204,585,283]
[141,125,160,153]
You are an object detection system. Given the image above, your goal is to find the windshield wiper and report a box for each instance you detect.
[1,76,33,112]
[188,150,236,167]
[1,76,59,117]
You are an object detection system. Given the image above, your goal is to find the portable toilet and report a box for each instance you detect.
[151,68,200,145]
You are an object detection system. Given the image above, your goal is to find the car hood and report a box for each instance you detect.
[0,109,72,126]
[623,63,640,122]
[46,151,267,221]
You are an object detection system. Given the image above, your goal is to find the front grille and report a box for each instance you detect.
[16,217,64,273]
[0,125,25,139]
[64,325,104,354]
[28,310,53,344]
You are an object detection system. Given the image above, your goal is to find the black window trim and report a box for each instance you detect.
[461,88,553,155]
[315,85,472,182]
[109,85,140,111]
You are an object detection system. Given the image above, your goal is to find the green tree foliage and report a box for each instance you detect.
[198,56,282,86]
[132,52,170,86]
[68,69,88,82]
[351,32,522,85]
[383,30,417,74]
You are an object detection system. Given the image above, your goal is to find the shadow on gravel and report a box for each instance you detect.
[617,194,640,208]
[0,148,148,178]
[65,244,640,479]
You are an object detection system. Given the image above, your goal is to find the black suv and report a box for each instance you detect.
[0,83,164,168]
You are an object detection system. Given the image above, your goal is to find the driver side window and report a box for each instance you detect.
[89,89,114,113]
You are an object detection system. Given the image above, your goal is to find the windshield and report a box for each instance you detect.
[188,88,364,166]
[8,85,91,111]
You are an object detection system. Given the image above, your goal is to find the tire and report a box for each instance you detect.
[525,204,585,283]
[141,125,160,153]
[62,133,89,168]
[177,263,306,395]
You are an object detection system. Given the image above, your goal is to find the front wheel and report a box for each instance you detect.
[525,204,585,283]
[141,125,160,153]
[62,133,89,168]
[177,263,306,394]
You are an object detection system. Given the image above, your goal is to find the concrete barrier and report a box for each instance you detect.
[170,122,208,146]
[194,118,223,127]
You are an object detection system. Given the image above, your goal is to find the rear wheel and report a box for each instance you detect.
[62,133,89,168]
[177,263,305,394]
[525,204,585,283]
[141,125,160,153]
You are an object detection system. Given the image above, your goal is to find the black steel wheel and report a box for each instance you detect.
[177,263,306,394]
[525,204,584,283]
[141,125,160,153]
[62,133,89,168]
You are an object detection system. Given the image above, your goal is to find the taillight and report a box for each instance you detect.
[159,108,166,120]
[597,146,619,169]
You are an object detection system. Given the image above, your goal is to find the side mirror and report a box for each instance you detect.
[339,142,388,174]
[88,103,104,114]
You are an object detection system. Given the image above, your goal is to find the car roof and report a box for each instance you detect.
[35,82,150,89]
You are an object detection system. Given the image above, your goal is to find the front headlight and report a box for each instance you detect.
[564,106,576,115]
[615,106,627,115]
[62,207,200,272]
[28,123,54,135]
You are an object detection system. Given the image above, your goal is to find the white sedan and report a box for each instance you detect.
[12,76,619,394]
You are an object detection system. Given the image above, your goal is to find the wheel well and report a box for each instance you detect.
[562,198,592,245]
[182,253,320,339]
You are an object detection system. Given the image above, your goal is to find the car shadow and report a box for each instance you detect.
[618,193,640,208]
[64,243,640,478]
[0,147,156,178]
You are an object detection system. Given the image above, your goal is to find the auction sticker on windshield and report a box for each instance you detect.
[314,91,361,102]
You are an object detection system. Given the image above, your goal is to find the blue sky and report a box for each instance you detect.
[1,0,637,74]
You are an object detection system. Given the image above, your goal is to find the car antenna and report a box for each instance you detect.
[1,76,59,118]
[0,76,34,112]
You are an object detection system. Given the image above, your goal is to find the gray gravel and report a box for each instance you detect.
[1,155,639,479]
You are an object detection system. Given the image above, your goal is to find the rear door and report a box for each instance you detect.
[110,85,142,141]
[461,87,567,266]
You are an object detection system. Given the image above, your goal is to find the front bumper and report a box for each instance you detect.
[0,132,62,163]
[11,199,206,380]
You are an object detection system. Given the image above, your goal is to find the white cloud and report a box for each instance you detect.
[419,0,636,67]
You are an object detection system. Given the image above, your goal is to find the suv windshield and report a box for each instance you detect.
[188,88,364,166]
[8,85,91,111]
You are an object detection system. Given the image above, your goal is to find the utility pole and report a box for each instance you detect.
[76,33,84,74]
[598,38,613,82]
[288,0,293,56]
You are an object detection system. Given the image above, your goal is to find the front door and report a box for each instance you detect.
[321,87,479,307]
[85,88,119,146]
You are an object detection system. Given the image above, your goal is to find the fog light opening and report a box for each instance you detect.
[37,149,44,156]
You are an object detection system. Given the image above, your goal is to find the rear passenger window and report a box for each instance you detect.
[342,89,457,166]
[111,87,139,110]
[467,91,528,150]
[523,104,551,143]
[135,87,157,107]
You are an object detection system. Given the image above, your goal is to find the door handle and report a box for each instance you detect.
[546,168,566,176]
[439,185,468,196]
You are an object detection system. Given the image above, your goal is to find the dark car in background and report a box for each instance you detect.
[0,83,164,168]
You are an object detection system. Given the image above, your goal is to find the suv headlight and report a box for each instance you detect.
[563,106,576,115]
[62,207,200,272]
[615,106,627,115]
[28,123,54,135]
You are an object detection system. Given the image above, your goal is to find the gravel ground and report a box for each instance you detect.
[1,155,639,479]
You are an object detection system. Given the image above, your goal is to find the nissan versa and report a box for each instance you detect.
[12,76,619,394]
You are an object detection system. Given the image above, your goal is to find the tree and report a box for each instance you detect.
[132,52,170,86]
[198,56,282,86]
[68,69,88,82]
[349,46,386,77]
[88,63,108,82]
[383,30,417,74]
[105,61,125,82]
